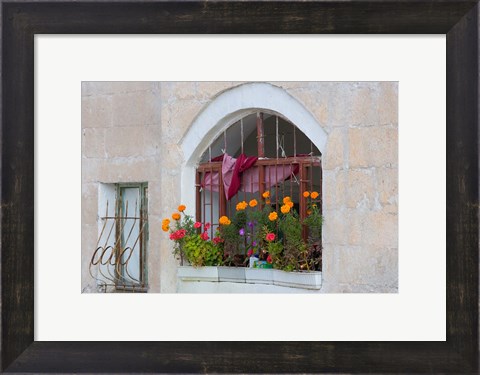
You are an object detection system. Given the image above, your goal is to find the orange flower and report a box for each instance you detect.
[306,209,312,215]
[172,212,181,220]
[283,196,291,204]
[268,212,278,221]
[219,216,231,225]
[312,203,317,208]
[249,199,258,208]
[162,224,170,232]
[311,191,319,199]
[236,201,248,211]
[162,218,170,226]
[287,201,294,208]
[281,204,291,214]
[265,199,271,205]
[303,191,310,198]
[178,204,186,212]
[262,191,270,199]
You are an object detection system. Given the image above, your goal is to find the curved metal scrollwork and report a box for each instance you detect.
[89,198,148,292]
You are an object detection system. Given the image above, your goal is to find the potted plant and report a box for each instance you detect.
[163,206,222,282]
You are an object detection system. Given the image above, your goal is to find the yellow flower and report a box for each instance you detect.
[236,201,248,211]
[178,204,186,212]
[172,212,181,220]
[287,201,294,208]
[219,216,231,225]
[312,203,317,208]
[311,191,319,199]
[268,212,278,221]
[249,199,258,208]
[162,224,170,232]
[303,191,310,198]
[283,196,291,204]
[262,191,270,199]
[281,204,291,214]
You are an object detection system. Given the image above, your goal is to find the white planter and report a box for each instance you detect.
[177,266,219,282]
[273,269,322,290]
[218,266,246,283]
[245,268,274,285]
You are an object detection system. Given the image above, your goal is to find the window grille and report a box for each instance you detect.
[90,183,149,292]
[195,112,322,269]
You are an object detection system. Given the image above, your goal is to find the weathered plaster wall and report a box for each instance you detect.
[81,81,398,293]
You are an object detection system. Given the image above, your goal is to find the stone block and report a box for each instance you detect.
[322,209,347,246]
[348,126,398,168]
[105,126,150,158]
[82,128,105,158]
[346,168,375,209]
[323,169,347,211]
[335,246,398,290]
[82,182,98,226]
[162,82,197,101]
[84,157,159,184]
[323,128,345,170]
[346,210,363,246]
[82,81,154,97]
[82,95,113,128]
[362,210,398,249]
[376,166,398,206]
[195,82,238,101]
[160,100,204,144]
[112,91,159,127]
[377,82,398,125]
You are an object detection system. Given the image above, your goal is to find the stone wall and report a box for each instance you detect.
[82,81,398,293]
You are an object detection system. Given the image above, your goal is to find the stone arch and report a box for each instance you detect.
[179,82,327,213]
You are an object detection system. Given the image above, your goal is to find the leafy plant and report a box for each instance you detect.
[183,234,223,267]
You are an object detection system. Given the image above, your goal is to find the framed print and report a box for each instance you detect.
[2,1,478,373]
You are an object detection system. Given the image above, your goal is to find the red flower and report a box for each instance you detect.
[194,222,202,229]
[213,237,224,244]
[247,249,253,257]
[266,233,276,242]
[200,231,209,241]
[204,222,211,231]
[267,255,273,264]
[169,229,186,240]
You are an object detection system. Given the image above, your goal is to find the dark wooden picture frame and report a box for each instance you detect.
[2,1,478,373]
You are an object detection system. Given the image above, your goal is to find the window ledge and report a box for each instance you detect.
[177,266,322,291]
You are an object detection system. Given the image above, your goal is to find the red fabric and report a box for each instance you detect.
[202,154,300,199]
[226,154,257,200]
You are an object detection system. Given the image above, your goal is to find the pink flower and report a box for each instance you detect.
[267,255,273,264]
[200,231,209,241]
[247,249,253,257]
[194,222,202,229]
[204,222,211,230]
[266,233,276,242]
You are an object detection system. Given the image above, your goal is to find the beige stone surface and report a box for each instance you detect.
[82,81,398,293]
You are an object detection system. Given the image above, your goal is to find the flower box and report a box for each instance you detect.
[218,266,246,283]
[245,268,274,285]
[273,269,322,290]
[177,266,219,282]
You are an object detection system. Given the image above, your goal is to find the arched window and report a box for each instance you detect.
[195,111,322,269]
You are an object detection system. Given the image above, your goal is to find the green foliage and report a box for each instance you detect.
[183,234,223,267]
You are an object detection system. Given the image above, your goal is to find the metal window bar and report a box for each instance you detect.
[89,184,149,293]
[196,114,323,267]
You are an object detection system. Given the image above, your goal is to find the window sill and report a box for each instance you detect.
[177,266,322,291]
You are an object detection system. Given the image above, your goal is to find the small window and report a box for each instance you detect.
[92,183,149,292]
